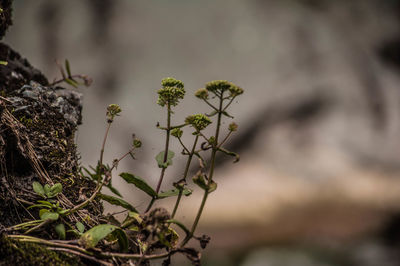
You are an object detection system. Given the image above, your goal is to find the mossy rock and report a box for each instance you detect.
[0,0,12,40]
[0,235,84,266]
[0,12,103,265]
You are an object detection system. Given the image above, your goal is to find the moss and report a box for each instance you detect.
[0,235,84,265]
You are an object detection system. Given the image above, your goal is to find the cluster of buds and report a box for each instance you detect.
[194,88,209,100]
[132,137,142,148]
[195,80,243,98]
[171,127,183,138]
[106,104,121,122]
[157,77,185,107]
[228,122,238,132]
[185,114,212,131]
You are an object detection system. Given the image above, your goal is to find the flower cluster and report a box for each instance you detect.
[203,80,243,98]
[195,88,209,100]
[106,104,121,122]
[157,77,185,107]
[185,114,212,131]
[133,138,142,148]
[228,122,238,132]
[171,128,183,138]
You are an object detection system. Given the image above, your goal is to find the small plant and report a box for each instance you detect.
[50,59,92,88]
[6,77,243,265]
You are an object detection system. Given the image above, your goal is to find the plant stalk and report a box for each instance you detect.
[155,102,171,194]
[181,93,224,246]
[171,135,199,218]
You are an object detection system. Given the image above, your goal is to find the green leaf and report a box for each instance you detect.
[82,167,101,181]
[55,223,66,240]
[46,183,62,198]
[218,147,240,163]
[208,181,217,193]
[112,228,129,252]
[65,78,78,88]
[65,59,71,77]
[221,111,234,118]
[44,184,51,195]
[120,173,157,197]
[57,209,69,215]
[79,224,128,252]
[28,204,52,210]
[0,61,8,66]
[167,219,190,237]
[206,110,218,117]
[128,211,143,224]
[106,182,122,197]
[155,151,175,168]
[157,188,192,199]
[40,211,59,221]
[39,209,49,218]
[36,200,54,208]
[76,222,85,233]
[32,182,45,198]
[98,194,137,212]
[192,174,208,191]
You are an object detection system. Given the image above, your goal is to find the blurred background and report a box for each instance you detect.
[4,0,400,265]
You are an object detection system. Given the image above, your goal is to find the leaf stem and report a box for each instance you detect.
[171,135,199,218]
[155,102,171,194]
[99,122,112,168]
[181,93,224,246]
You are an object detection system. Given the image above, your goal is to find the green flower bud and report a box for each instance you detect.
[161,77,184,89]
[185,114,212,131]
[228,85,244,97]
[171,128,183,138]
[228,122,238,132]
[205,80,231,93]
[195,88,209,100]
[106,104,121,121]
[157,77,185,107]
[133,138,142,148]
[208,136,216,145]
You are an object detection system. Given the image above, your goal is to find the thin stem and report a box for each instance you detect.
[99,122,112,167]
[24,219,52,234]
[109,147,135,172]
[8,234,172,261]
[171,135,199,218]
[65,170,110,216]
[222,96,236,112]
[145,197,155,213]
[218,131,233,148]
[155,102,172,194]
[177,137,190,154]
[171,193,182,219]
[181,93,224,246]
[203,99,218,111]
[50,74,87,86]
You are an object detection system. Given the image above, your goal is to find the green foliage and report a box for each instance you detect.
[55,224,66,240]
[155,150,175,168]
[51,59,92,88]
[76,222,85,234]
[120,173,157,197]
[14,77,243,265]
[32,182,62,199]
[157,77,185,107]
[158,188,192,199]
[98,194,137,212]
[79,224,128,252]
[185,114,212,131]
